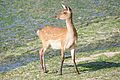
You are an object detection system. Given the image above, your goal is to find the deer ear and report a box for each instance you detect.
[67,7,71,12]
[61,4,67,9]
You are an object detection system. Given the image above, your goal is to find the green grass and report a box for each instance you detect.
[0,49,120,80]
[0,0,120,80]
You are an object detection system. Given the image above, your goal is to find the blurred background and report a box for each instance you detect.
[0,0,120,79]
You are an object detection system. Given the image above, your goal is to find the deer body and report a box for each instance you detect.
[37,4,79,75]
[38,26,67,49]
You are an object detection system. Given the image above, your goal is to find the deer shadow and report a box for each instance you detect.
[64,61,120,72]
[79,61,120,72]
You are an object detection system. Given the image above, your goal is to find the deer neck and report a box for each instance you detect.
[64,18,76,49]
[66,18,74,35]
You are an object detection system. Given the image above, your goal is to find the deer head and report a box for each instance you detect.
[55,4,72,20]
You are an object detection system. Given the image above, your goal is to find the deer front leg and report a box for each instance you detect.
[39,48,47,73]
[71,49,79,74]
[60,49,65,75]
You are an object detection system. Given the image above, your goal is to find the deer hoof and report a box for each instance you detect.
[44,70,49,73]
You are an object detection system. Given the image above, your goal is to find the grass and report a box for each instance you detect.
[0,0,120,80]
[1,49,120,80]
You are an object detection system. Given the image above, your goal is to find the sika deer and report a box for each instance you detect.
[37,4,79,75]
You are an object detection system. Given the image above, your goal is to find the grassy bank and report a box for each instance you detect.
[0,0,120,80]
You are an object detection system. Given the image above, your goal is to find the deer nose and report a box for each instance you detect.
[54,16,60,19]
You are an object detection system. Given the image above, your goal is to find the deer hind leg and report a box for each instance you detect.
[71,49,79,74]
[39,47,48,73]
[60,49,65,75]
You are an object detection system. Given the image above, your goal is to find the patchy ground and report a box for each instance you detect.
[65,51,120,64]
[0,0,120,80]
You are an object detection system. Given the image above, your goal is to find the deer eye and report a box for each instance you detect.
[63,12,67,14]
